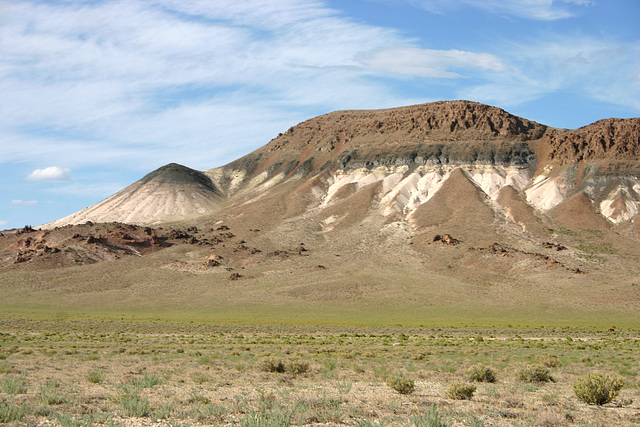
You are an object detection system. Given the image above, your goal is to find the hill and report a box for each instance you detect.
[2,100,639,327]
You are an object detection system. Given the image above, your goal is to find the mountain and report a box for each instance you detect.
[43,101,640,231]
[2,100,639,326]
[45,163,223,227]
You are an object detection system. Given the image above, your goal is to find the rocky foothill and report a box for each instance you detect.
[0,221,308,275]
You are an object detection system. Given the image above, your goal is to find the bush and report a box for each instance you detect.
[86,369,105,384]
[259,358,285,373]
[518,365,553,383]
[446,383,476,400]
[286,359,309,376]
[259,358,309,375]
[573,372,624,405]
[539,354,562,368]
[386,374,415,395]
[467,364,496,383]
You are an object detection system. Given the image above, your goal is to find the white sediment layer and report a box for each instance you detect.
[525,175,568,211]
[322,165,532,217]
[599,184,640,224]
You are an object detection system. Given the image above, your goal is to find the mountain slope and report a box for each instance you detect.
[45,163,224,227]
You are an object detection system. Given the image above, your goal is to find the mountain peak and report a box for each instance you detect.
[140,163,218,190]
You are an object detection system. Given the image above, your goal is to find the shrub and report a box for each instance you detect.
[539,354,562,368]
[286,359,309,376]
[86,369,105,384]
[259,358,285,373]
[446,383,476,400]
[386,374,415,395]
[467,364,496,383]
[518,365,553,383]
[573,372,624,405]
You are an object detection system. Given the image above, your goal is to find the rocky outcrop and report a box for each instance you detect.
[541,118,640,165]
[431,234,460,245]
[265,101,549,155]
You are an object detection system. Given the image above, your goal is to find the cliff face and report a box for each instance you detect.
[542,118,640,165]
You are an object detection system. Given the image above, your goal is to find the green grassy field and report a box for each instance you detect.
[0,302,637,330]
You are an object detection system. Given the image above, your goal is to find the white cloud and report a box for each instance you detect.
[0,220,8,227]
[358,47,508,78]
[405,0,593,20]
[0,0,417,170]
[458,37,640,110]
[26,167,71,182]
[11,200,38,206]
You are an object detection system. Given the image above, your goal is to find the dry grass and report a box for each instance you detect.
[0,320,638,426]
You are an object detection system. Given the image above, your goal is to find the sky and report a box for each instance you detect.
[1,0,639,229]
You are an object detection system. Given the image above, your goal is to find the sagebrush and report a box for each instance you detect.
[467,364,496,383]
[446,383,476,400]
[518,365,553,383]
[572,372,624,405]
[386,374,415,395]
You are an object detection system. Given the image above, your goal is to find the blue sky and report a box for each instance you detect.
[1,0,639,229]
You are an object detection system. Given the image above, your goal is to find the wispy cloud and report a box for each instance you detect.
[357,47,508,78]
[10,200,38,206]
[404,0,594,20]
[460,36,640,110]
[0,0,413,171]
[0,220,8,228]
[26,166,71,182]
